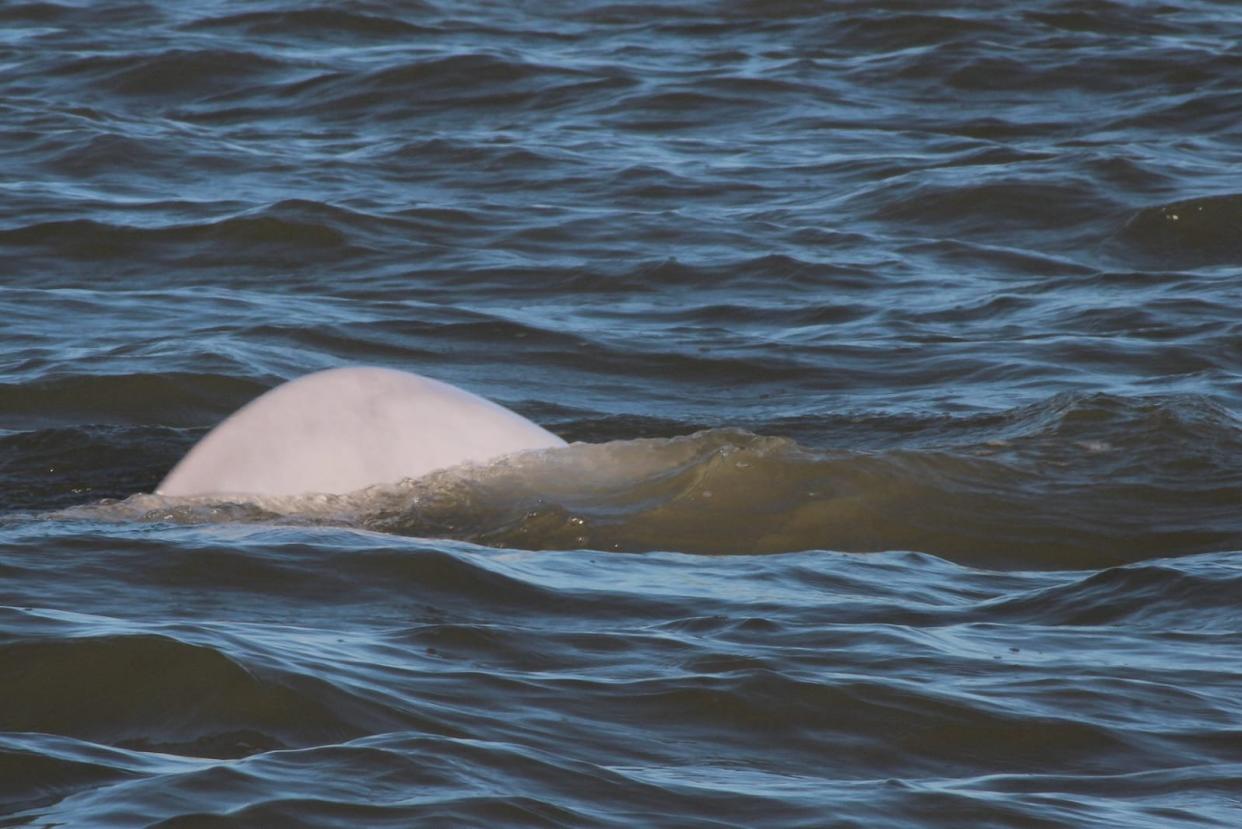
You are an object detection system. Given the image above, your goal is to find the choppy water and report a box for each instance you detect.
[3,1,1242,826]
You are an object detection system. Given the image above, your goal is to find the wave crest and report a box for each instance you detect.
[61,393,1242,569]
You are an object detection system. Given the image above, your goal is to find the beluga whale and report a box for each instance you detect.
[157,367,566,497]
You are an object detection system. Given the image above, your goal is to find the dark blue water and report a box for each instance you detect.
[3,1,1242,826]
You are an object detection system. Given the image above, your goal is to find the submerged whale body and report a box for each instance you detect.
[157,367,566,496]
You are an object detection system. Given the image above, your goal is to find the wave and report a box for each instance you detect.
[181,8,438,39]
[57,392,1242,569]
[860,175,1116,240]
[0,200,384,264]
[47,49,287,99]
[0,374,262,428]
[0,634,367,757]
[264,53,610,122]
[1122,193,1242,266]
[978,560,1242,628]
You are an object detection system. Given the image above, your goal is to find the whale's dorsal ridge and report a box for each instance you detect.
[157,366,565,497]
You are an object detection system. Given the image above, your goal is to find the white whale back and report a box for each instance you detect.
[157,367,566,496]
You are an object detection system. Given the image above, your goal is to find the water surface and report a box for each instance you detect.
[3,1,1242,826]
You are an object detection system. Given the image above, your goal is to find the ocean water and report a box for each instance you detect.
[3,1,1242,826]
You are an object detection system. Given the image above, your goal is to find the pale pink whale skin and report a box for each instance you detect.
[157,367,566,496]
